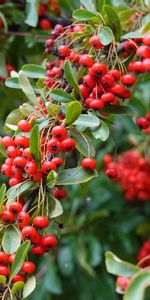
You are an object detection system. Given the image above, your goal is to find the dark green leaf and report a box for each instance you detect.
[0,12,8,32]
[0,184,6,213]
[103,105,134,115]
[25,0,39,27]
[98,26,114,45]
[0,52,7,78]
[58,246,74,276]
[30,124,41,167]
[104,5,121,40]
[10,241,30,281]
[124,271,150,300]
[22,64,46,78]
[23,275,36,298]
[2,226,21,255]
[50,197,63,218]
[70,128,95,157]
[64,60,80,94]
[73,114,100,127]
[18,70,39,106]
[65,101,82,125]
[50,88,76,103]
[73,9,98,20]
[97,0,105,12]
[12,281,25,296]
[105,252,140,277]
[5,108,23,131]
[92,120,109,141]
[57,167,98,185]
[6,181,36,205]
[46,170,58,187]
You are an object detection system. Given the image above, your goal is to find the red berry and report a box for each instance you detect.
[9,254,15,264]
[111,84,125,97]
[100,74,115,89]
[9,202,23,215]
[6,146,18,158]
[60,138,76,152]
[58,45,70,57]
[81,158,96,170]
[89,99,104,110]
[116,276,130,291]
[136,117,149,129]
[143,34,150,46]
[17,212,30,229]
[128,61,144,73]
[79,84,89,99]
[53,187,67,199]
[45,39,54,50]
[92,86,103,98]
[21,261,35,274]
[143,58,150,72]
[89,63,107,78]
[103,154,113,165]
[51,157,63,168]
[105,167,118,179]
[89,35,103,49]
[52,126,67,141]
[22,148,33,161]
[5,158,13,166]
[137,45,150,59]
[33,216,49,228]
[11,166,22,179]
[2,136,15,147]
[146,112,150,122]
[1,211,15,224]
[31,171,42,182]
[41,161,56,175]
[31,245,45,256]
[101,92,115,103]
[12,274,25,283]
[0,252,9,264]
[13,156,26,169]
[31,232,42,245]
[124,40,137,53]
[0,265,9,277]
[25,161,37,175]
[1,164,12,177]
[39,18,52,30]
[41,234,58,251]
[82,75,96,89]
[121,74,136,86]
[47,139,60,155]
[38,3,46,16]
[22,226,37,243]
[15,136,29,148]
[79,54,93,68]
[9,177,23,187]
[18,120,31,132]
[108,69,121,81]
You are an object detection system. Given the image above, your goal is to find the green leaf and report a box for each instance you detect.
[0,275,6,285]
[50,197,63,218]
[6,181,36,205]
[23,275,36,298]
[124,271,150,300]
[30,124,41,167]
[98,26,114,45]
[58,246,74,276]
[81,0,96,12]
[121,31,144,39]
[46,103,59,116]
[92,121,109,141]
[97,0,105,12]
[50,88,76,103]
[0,52,7,78]
[57,167,98,185]
[18,70,39,106]
[73,9,98,20]
[65,101,82,125]
[103,105,134,115]
[70,128,95,157]
[20,103,35,117]
[118,8,137,23]
[22,64,46,78]
[104,5,121,40]
[5,77,21,89]
[0,138,7,157]
[5,108,23,131]
[25,0,39,27]
[12,281,25,296]
[46,170,58,187]
[2,226,21,255]
[77,243,96,277]
[0,184,6,213]
[10,241,30,281]
[73,114,100,127]
[105,252,140,277]
[64,60,80,94]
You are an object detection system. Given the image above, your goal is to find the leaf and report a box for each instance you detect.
[121,31,144,39]
[103,105,134,115]
[2,226,21,255]
[0,184,6,213]
[22,64,46,78]
[46,170,58,187]
[77,243,96,277]
[58,246,74,276]
[46,103,59,116]
[5,108,23,131]
[124,271,150,300]
[0,275,6,285]
[65,101,82,125]
[73,9,98,20]
[70,128,95,157]
[98,26,114,45]
[20,103,35,117]
[64,60,80,94]
[10,241,30,281]
[50,88,76,103]
[0,52,7,78]
[23,275,36,298]
[105,252,140,277]
[11,281,25,296]
[6,181,36,205]
[97,0,105,12]
[104,5,121,41]
[50,197,63,218]
[81,0,96,12]
[118,8,137,24]
[5,77,21,89]
[30,124,41,167]
[92,121,109,141]
[57,167,98,185]
[0,138,7,157]
[73,114,100,127]
[18,70,39,106]
[25,0,39,27]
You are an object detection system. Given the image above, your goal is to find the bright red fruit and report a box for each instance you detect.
[2,136,15,147]
[9,202,23,214]
[53,187,67,199]
[136,117,149,129]
[1,211,15,224]
[0,252,9,264]
[41,161,56,175]
[15,136,29,148]
[17,212,30,229]
[39,18,52,30]
[21,261,35,274]
[89,35,103,49]
[47,139,60,154]
[12,274,26,283]
[81,158,96,170]
[0,265,9,277]
[51,157,63,168]
[60,138,76,152]
[116,276,130,291]
[18,120,31,132]
[52,126,67,141]
[58,45,70,57]
[22,226,37,243]
[33,216,49,228]
[25,161,37,175]
[41,234,58,251]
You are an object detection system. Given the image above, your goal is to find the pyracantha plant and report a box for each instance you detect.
[0,0,150,299]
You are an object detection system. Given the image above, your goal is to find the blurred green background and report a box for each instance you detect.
[0,1,150,299]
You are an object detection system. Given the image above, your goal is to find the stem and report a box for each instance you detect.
[23,189,38,212]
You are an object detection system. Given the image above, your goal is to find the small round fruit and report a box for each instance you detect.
[81,158,96,170]
[33,216,49,228]
[22,226,37,243]
[31,245,45,256]
[21,261,35,274]
[0,265,9,277]
[9,202,23,215]
[60,138,76,152]
[18,120,31,132]
[53,187,67,199]
[136,117,149,129]
[52,126,67,141]
[41,234,58,251]
[12,274,26,283]
[0,252,9,265]
[1,211,15,224]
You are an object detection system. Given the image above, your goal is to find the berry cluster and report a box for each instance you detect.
[136,112,150,130]
[104,151,150,201]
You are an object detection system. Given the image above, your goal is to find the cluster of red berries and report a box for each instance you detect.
[137,239,150,267]
[104,151,150,201]
[38,0,60,30]
[136,112,150,131]
[0,64,15,81]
